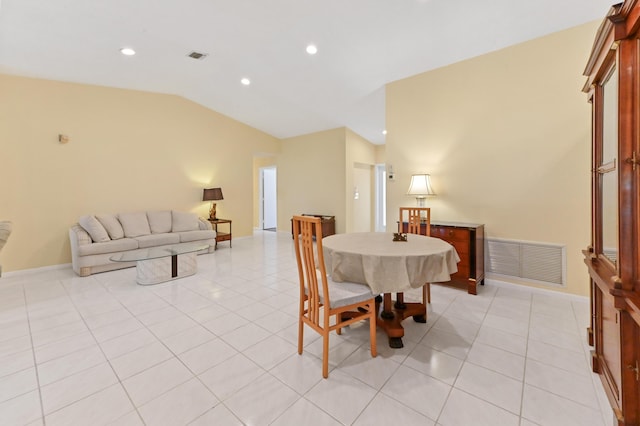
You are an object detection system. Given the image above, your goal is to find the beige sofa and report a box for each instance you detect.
[69,210,216,276]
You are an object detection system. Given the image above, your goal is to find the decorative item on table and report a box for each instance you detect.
[202,187,223,220]
[393,232,408,242]
[407,174,436,207]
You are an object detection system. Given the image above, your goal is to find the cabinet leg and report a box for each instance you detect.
[468,279,478,295]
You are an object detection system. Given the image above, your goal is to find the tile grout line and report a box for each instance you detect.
[23,281,47,426]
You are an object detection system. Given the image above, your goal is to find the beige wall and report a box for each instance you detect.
[277,128,347,233]
[385,22,598,295]
[345,129,377,232]
[375,144,386,164]
[277,127,378,235]
[0,74,278,272]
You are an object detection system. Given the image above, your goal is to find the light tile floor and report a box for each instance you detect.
[0,231,614,426]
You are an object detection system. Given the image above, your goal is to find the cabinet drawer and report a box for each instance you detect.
[448,240,470,256]
[452,264,470,278]
[431,226,469,242]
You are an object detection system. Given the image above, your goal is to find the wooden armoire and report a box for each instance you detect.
[583,1,640,424]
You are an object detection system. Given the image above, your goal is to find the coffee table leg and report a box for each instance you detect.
[136,253,198,285]
[171,254,178,278]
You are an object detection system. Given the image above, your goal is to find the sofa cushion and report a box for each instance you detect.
[172,211,199,232]
[78,238,138,256]
[147,211,172,234]
[118,212,151,238]
[96,214,125,240]
[135,233,180,248]
[78,215,110,243]
[179,230,216,243]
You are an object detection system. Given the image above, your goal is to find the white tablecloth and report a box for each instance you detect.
[322,232,460,294]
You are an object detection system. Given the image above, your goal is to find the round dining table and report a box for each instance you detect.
[322,232,459,348]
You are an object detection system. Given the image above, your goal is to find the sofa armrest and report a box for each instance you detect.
[70,224,92,245]
[198,218,212,230]
[69,224,92,276]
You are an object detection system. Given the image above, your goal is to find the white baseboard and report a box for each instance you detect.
[2,263,72,278]
[485,277,588,303]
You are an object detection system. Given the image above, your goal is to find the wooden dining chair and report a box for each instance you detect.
[398,207,432,304]
[292,215,377,378]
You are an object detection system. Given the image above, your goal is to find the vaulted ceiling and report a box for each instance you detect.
[0,0,612,144]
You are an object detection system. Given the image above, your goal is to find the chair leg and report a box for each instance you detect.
[369,303,377,357]
[422,285,429,321]
[322,332,329,378]
[298,318,304,355]
[335,312,342,335]
[298,301,305,355]
[422,283,431,304]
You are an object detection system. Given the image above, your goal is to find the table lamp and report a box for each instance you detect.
[202,188,223,220]
[406,174,435,206]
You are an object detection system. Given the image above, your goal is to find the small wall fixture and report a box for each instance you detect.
[203,188,224,220]
[407,174,436,206]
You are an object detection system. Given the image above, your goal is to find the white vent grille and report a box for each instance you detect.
[187,51,208,60]
[486,238,566,287]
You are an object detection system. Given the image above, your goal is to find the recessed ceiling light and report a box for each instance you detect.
[120,47,136,56]
[241,78,251,86]
[306,44,318,55]
[382,130,387,135]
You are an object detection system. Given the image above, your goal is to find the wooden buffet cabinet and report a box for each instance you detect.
[400,221,485,295]
[431,222,485,295]
[290,215,335,239]
[583,2,640,424]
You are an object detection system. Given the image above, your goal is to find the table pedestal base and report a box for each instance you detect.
[377,293,426,348]
[339,292,428,349]
[136,253,198,285]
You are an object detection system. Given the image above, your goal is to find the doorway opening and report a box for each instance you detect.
[260,167,277,231]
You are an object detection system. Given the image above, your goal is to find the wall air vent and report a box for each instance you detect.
[187,51,208,60]
[485,238,566,287]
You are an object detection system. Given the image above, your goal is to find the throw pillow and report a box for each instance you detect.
[96,214,125,240]
[118,212,151,238]
[147,211,172,234]
[78,215,110,243]
[172,211,199,232]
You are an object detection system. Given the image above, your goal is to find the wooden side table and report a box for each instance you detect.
[208,218,232,249]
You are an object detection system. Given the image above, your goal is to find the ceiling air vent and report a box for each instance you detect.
[187,51,208,60]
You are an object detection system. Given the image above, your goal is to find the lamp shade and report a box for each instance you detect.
[203,187,224,201]
[406,174,436,196]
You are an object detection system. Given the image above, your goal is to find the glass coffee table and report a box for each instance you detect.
[110,243,210,285]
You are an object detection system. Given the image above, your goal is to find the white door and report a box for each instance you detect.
[375,164,386,232]
[261,167,277,229]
